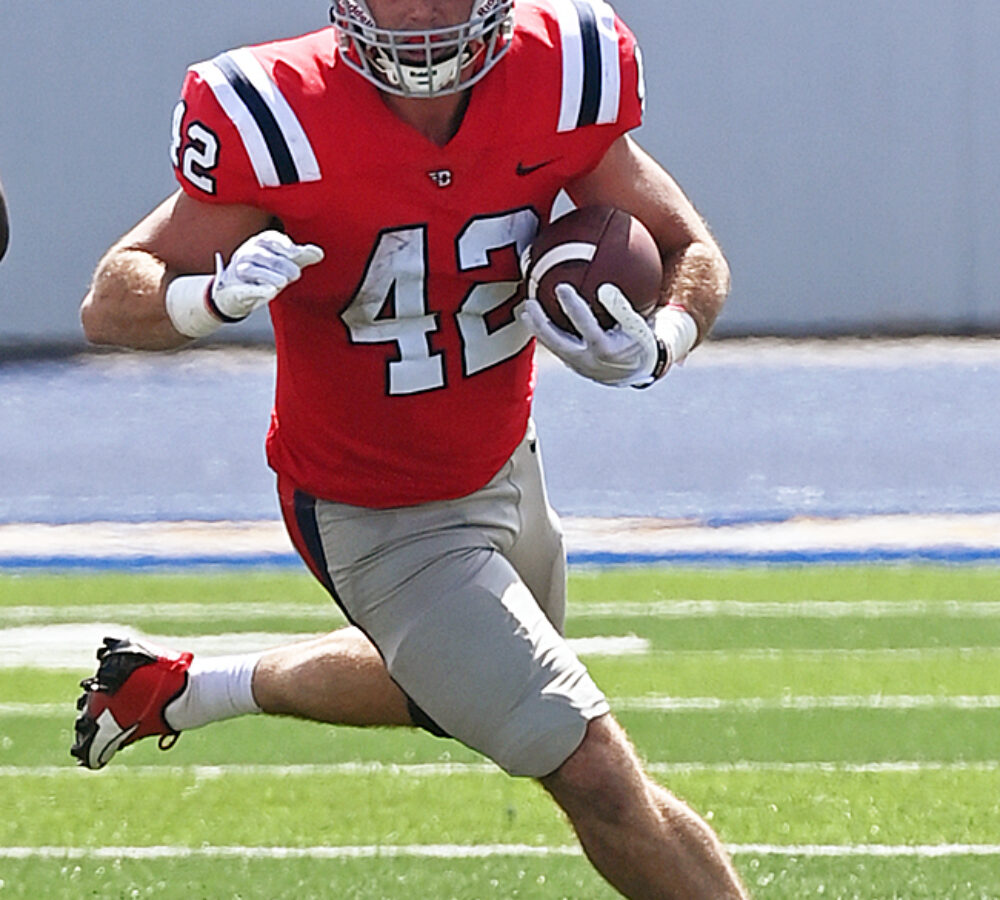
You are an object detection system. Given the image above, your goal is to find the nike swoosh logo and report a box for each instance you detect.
[516,158,557,176]
[91,707,140,769]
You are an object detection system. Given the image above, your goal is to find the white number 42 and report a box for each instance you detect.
[341,209,539,395]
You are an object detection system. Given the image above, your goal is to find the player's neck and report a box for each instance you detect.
[379,91,471,146]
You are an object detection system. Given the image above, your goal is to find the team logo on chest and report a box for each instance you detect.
[427,169,453,188]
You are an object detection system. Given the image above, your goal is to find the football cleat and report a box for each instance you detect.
[71,636,193,770]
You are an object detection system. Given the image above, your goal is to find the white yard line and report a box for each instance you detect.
[572,599,1000,618]
[3,760,999,779]
[0,603,341,624]
[1,842,999,860]
[0,844,581,860]
[730,843,1000,858]
[658,646,1000,660]
[0,624,649,669]
[7,598,1000,626]
[615,694,1000,711]
[10,692,1000,719]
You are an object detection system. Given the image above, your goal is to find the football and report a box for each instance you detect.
[521,205,663,333]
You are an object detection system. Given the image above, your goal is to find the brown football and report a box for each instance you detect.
[522,205,663,333]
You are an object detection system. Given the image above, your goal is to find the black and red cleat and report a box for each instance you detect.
[71,637,193,770]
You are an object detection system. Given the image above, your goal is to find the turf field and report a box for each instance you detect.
[2,565,1000,898]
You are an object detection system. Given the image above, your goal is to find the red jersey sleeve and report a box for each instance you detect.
[513,0,646,181]
[170,42,326,207]
[552,3,643,133]
[171,63,264,206]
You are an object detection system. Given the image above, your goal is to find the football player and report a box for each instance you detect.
[0,173,9,262]
[74,1,742,896]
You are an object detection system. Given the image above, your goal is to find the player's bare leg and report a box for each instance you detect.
[252,633,748,899]
[72,626,415,769]
[251,626,413,726]
[542,715,747,900]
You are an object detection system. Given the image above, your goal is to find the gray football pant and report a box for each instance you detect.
[283,422,608,777]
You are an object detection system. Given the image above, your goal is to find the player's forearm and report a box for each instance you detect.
[81,247,191,350]
[661,239,730,345]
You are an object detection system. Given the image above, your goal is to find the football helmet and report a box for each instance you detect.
[330,0,515,98]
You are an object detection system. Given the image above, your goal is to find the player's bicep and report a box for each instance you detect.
[119,189,271,275]
[566,134,716,259]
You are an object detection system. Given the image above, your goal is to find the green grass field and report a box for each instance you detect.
[3,565,1000,898]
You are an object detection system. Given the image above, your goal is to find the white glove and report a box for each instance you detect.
[210,230,324,321]
[165,230,324,339]
[520,282,666,387]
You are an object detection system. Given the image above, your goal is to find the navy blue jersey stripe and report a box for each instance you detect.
[573,0,603,128]
[289,489,447,737]
[215,54,300,186]
[292,489,337,596]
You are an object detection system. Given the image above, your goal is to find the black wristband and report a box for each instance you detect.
[632,337,669,390]
[205,284,249,324]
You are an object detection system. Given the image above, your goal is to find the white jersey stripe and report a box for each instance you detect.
[551,0,623,133]
[193,57,279,188]
[192,49,320,189]
[553,0,585,133]
[592,1,622,126]
[226,48,321,184]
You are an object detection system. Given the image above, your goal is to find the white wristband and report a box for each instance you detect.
[165,274,221,339]
[653,305,698,366]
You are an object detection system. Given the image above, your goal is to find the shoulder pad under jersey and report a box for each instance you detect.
[173,45,322,200]
[530,0,645,134]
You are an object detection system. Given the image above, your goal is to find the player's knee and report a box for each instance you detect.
[384,576,602,778]
[541,714,645,826]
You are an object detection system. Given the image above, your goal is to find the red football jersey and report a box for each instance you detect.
[171,0,644,507]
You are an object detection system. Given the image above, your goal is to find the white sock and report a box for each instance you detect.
[164,653,264,731]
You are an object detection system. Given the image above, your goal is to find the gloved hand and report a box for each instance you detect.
[166,230,324,339]
[210,230,324,322]
[520,282,666,387]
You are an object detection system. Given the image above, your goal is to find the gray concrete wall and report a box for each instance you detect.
[1,1,998,348]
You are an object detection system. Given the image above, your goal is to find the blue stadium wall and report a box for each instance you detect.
[1,0,999,349]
